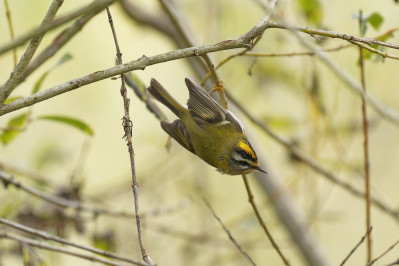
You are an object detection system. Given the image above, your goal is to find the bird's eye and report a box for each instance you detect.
[238,161,251,168]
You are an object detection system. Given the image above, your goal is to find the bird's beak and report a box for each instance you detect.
[255,166,267,174]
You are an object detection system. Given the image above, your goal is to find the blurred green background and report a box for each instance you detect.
[1,0,399,265]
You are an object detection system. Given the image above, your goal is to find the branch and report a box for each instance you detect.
[119,4,332,265]
[0,233,131,266]
[0,0,119,57]
[0,217,146,265]
[287,23,399,127]
[268,21,399,50]
[0,170,187,220]
[0,35,250,116]
[0,0,64,104]
[22,9,101,80]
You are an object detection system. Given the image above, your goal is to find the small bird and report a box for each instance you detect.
[147,77,267,175]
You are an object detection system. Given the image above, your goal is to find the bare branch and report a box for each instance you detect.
[0,39,248,116]
[22,9,101,80]
[288,22,399,127]
[0,233,131,266]
[0,170,187,220]
[0,217,146,265]
[0,0,119,56]
[0,0,64,104]
[268,21,399,50]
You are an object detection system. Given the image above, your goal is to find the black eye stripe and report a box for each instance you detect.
[238,161,251,167]
[235,147,257,162]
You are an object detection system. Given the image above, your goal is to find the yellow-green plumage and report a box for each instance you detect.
[147,77,266,175]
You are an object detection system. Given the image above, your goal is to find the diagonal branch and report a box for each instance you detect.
[0,217,146,265]
[0,0,64,104]
[0,0,120,57]
[0,233,131,266]
[0,36,251,116]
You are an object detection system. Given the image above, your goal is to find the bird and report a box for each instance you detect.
[147,77,267,175]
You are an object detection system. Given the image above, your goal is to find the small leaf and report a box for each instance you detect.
[0,113,29,145]
[31,71,50,94]
[4,96,23,104]
[54,53,72,67]
[367,12,384,30]
[37,115,94,136]
[361,22,368,36]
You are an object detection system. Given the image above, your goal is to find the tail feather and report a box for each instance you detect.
[147,79,184,117]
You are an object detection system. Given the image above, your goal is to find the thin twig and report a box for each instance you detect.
[22,9,101,81]
[0,0,64,104]
[358,10,372,263]
[0,38,249,116]
[268,21,399,50]
[287,22,399,128]
[339,227,372,266]
[244,44,350,57]
[2,27,399,129]
[118,5,332,265]
[0,170,185,220]
[201,26,399,84]
[105,7,154,265]
[0,233,128,266]
[0,217,146,265]
[3,0,17,68]
[0,0,119,57]
[202,197,256,266]
[367,240,399,266]
[241,174,290,266]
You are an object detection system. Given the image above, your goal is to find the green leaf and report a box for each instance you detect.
[4,96,23,104]
[297,0,322,25]
[0,113,29,145]
[54,53,72,67]
[31,71,50,94]
[37,115,94,136]
[367,12,384,30]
